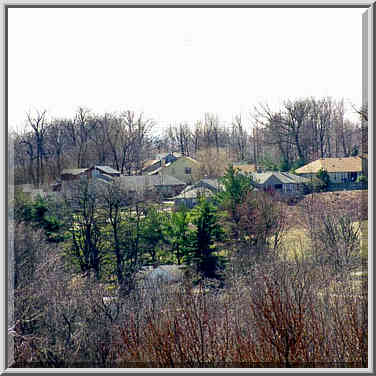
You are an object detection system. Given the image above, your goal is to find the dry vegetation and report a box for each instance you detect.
[11,189,367,368]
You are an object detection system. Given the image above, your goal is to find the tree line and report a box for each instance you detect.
[11,97,364,186]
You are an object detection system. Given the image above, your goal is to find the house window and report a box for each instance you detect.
[275,184,282,190]
[185,167,192,174]
[349,172,357,182]
[284,184,293,192]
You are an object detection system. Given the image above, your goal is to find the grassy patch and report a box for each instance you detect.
[351,220,368,259]
[280,227,311,260]
[281,220,368,262]
[360,220,368,259]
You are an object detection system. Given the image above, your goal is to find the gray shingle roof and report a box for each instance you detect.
[61,168,88,176]
[155,152,182,160]
[117,175,185,190]
[251,172,310,185]
[200,179,220,188]
[173,187,213,199]
[95,166,120,175]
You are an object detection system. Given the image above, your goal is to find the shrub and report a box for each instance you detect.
[316,169,330,190]
[114,259,367,367]
[357,175,367,184]
[302,176,326,194]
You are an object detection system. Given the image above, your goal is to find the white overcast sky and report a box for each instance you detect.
[8,7,364,131]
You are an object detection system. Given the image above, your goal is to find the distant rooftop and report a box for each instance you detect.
[61,168,88,176]
[251,171,310,185]
[197,179,223,190]
[173,187,214,199]
[94,165,121,174]
[117,175,185,190]
[295,157,362,174]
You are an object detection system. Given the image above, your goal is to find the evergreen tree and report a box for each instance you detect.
[186,199,225,279]
[163,207,191,265]
[216,164,254,225]
[142,206,166,264]
[317,168,330,190]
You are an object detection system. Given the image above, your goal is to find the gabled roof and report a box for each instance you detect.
[148,156,199,175]
[143,159,160,170]
[117,175,185,191]
[94,166,121,174]
[148,167,163,175]
[251,172,310,185]
[173,187,214,199]
[196,179,223,191]
[295,157,362,174]
[200,178,220,186]
[155,151,183,159]
[61,168,88,176]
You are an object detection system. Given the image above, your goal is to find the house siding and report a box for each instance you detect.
[298,172,359,184]
[159,157,198,184]
[61,170,91,181]
[253,175,282,190]
[155,184,186,198]
[326,172,359,184]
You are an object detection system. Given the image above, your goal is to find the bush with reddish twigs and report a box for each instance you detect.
[113,259,367,368]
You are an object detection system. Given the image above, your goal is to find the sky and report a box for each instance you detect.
[8,7,365,132]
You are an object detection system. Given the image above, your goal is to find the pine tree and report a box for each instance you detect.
[164,207,191,265]
[186,199,225,279]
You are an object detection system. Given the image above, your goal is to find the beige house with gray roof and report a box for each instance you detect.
[295,157,362,184]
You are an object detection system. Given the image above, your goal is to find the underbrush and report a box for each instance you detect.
[11,188,367,368]
[12,254,368,368]
[112,260,367,368]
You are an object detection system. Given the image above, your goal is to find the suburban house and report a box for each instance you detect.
[173,186,214,208]
[156,152,182,163]
[116,175,186,199]
[172,178,223,208]
[142,152,182,174]
[59,165,121,195]
[194,178,223,192]
[61,168,91,181]
[61,165,121,182]
[294,157,363,184]
[89,166,121,179]
[142,159,161,174]
[250,171,310,195]
[149,156,200,184]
